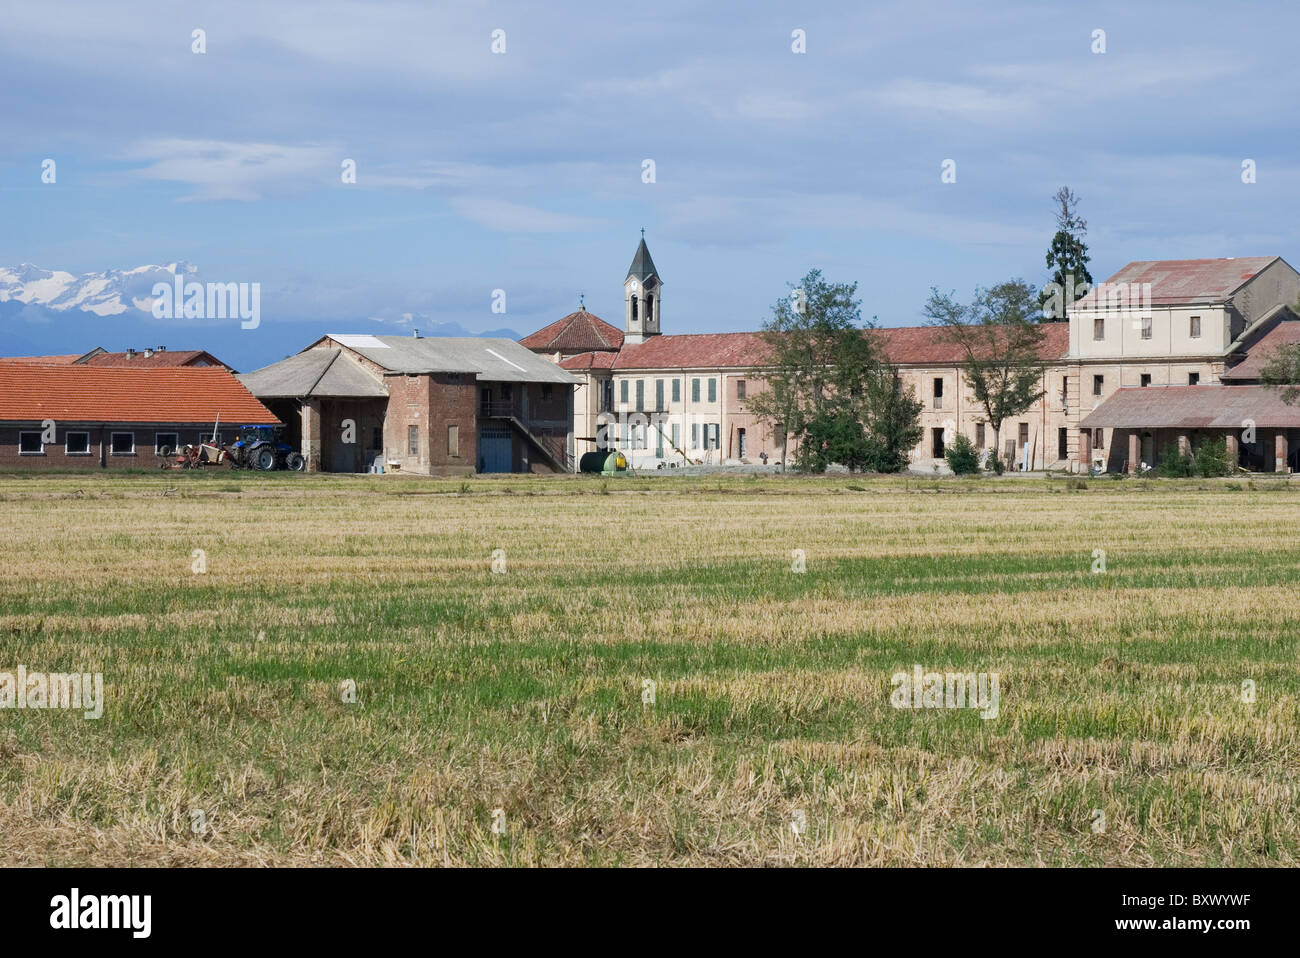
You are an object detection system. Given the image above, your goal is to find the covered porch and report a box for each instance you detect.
[1078,384,1300,474]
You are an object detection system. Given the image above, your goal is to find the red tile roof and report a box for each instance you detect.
[520,310,624,352]
[1080,383,1300,429]
[1073,257,1280,308]
[559,350,617,370]
[0,354,82,364]
[81,349,228,369]
[1222,318,1300,381]
[611,323,1070,370]
[0,364,278,424]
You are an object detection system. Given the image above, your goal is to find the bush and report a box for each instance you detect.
[945,434,981,475]
[1156,442,1195,478]
[1194,437,1233,477]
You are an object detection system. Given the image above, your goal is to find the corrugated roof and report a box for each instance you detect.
[0,364,278,424]
[325,335,579,384]
[237,349,387,399]
[1072,257,1279,308]
[1079,384,1300,429]
[611,323,1070,370]
[519,310,623,352]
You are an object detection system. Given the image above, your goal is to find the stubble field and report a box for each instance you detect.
[0,471,1296,866]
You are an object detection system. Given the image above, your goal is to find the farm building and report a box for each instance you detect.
[0,345,231,369]
[237,334,578,475]
[523,237,1300,473]
[0,363,277,470]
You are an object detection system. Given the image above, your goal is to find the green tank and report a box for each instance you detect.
[580,450,628,475]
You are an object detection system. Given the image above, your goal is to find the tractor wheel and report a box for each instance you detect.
[254,447,277,471]
[158,445,172,459]
[285,451,305,472]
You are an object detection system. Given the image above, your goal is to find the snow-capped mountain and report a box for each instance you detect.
[0,262,197,316]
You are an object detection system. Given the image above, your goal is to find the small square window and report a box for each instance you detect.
[155,433,179,455]
[110,432,134,455]
[18,431,43,454]
[1140,374,1152,387]
[1188,372,1200,386]
[65,432,90,455]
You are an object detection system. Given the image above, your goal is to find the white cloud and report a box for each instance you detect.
[448,197,606,233]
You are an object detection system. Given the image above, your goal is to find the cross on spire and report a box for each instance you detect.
[641,227,645,238]
[578,292,585,310]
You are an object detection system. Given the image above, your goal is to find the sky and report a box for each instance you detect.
[2,0,1298,370]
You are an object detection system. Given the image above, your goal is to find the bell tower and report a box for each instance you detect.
[624,230,661,345]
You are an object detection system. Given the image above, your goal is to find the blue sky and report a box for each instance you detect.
[2,0,1297,370]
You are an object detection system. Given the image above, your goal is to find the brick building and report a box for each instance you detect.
[0,363,277,470]
[238,333,577,475]
[523,237,1300,473]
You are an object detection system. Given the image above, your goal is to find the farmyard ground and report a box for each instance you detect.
[0,472,1296,866]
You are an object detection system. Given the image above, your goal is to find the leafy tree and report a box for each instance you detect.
[924,279,1047,468]
[746,270,922,472]
[1041,186,1092,321]
[944,433,981,475]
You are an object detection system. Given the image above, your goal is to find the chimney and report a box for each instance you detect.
[125,348,136,360]
[143,348,153,358]
[155,345,165,352]
[413,329,421,339]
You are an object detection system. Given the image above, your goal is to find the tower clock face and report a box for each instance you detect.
[628,280,639,293]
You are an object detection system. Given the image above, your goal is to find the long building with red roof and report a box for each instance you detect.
[521,237,1300,473]
[0,364,276,470]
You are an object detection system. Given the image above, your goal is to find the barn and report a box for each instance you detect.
[0,363,278,470]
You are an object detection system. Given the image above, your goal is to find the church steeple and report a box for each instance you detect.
[624,230,661,344]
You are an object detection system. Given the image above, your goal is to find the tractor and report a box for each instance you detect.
[231,425,304,472]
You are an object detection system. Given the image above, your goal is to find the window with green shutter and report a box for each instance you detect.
[708,378,717,403]
[672,379,680,403]
[692,378,701,402]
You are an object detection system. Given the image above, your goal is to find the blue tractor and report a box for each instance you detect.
[232,425,304,472]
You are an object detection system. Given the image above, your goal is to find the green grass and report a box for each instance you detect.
[0,471,1296,865]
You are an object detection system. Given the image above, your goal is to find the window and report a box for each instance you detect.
[1018,423,1029,447]
[155,433,179,455]
[646,295,654,322]
[707,378,717,403]
[636,379,645,410]
[110,432,134,455]
[737,379,746,400]
[692,378,701,402]
[1190,315,1201,339]
[1140,374,1151,387]
[1188,372,1200,386]
[65,432,90,456]
[672,379,680,403]
[1093,374,1104,396]
[1093,317,1105,341]
[672,423,680,449]
[975,423,985,448]
[541,384,552,402]
[408,425,419,456]
[630,294,638,322]
[691,423,699,448]
[1140,316,1152,340]
[448,425,459,458]
[933,377,944,409]
[18,431,43,454]
[620,379,629,404]
[655,379,664,411]
[1094,428,1105,450]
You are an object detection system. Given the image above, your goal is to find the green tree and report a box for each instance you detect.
[746,270,921,472]
[924,279,1047,469]
[1040,186,1093,321]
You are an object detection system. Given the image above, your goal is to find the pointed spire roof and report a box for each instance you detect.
[625,236,659,286]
